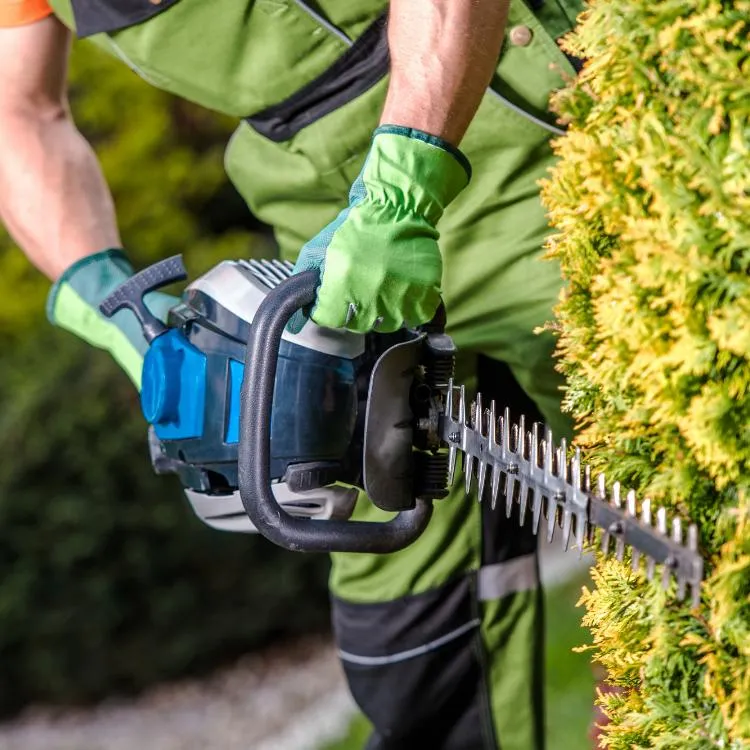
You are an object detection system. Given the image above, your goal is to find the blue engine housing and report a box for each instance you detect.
[142,260,366,494]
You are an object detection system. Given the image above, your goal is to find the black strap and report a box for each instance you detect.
[245,13,389,143]
[70,0,180,38]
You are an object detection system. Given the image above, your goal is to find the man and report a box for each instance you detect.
[0,1,585,747]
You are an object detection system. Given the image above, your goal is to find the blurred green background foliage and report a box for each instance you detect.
[0,40,331,714]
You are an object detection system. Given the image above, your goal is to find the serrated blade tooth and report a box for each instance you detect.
[517,415,526,459]
[657,506,667,534]
[488,401,497,449]
[448,446,457,486]
[475,392,483,433]
[561,509,573,552]
[612,481,622,507]
[518,481,529,526]
[627,489,637,515]
[677,575,687,601]
[583,466,595,546]
[615,541,626,562]
[505,413,518,516]
[672,518,685,598]
[465,452,474,496]
[689,525,701,608]
[559,438,568,482]
[662,564,672,591]
[659,508,682,590]
[672,517,682,544]
[627,490,640,571]
[546,496,557,543]
[506,472,518,515]
[488,401,499,508]
[631,552,641,572]
[544,428,554,476]
[642,499,655,579]
[571,448,582,490]
[446,378,454,420]
[658,507,671,590]
[575,512,587,554]
[532,488,543,535]
[596,473,610,553]
[462,387,473,496]
[641,498,652,523]
[490,466,501,510]
[688,523,698,551]
[611,482,625,560]
[505,472,514,519]
[477,460,488,503]
[571,456,585,559]
[502,408,511,453]
[446,379,458,486]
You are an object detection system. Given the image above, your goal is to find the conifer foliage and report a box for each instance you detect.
[541,1,749,746]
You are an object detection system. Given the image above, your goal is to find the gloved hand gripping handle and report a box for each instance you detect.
[237,270,434,553]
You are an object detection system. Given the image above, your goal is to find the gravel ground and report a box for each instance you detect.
[0,639,356,750]
[0,540,590,750]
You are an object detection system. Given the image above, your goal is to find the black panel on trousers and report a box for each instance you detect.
[332,575,496,749]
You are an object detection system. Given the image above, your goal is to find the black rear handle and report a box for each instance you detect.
[237,270,433,553]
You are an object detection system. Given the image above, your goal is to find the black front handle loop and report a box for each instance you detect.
[237,270,433,553]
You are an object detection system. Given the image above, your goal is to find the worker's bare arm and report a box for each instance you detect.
[381,0,509,146]
[0,16,120,279]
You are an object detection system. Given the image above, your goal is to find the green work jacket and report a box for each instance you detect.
[46,0,584,267]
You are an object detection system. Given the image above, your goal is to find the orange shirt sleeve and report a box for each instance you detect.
[0,0,53,27]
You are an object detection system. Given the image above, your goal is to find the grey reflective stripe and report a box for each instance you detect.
[338,618,481,666]
[293,0,352,45]
[477,553,540,601]
[487,88,567,136]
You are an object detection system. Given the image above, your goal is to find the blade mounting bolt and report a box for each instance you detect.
[448,432,460,443]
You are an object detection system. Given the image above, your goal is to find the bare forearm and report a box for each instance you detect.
[0,108,120,280]
[381,0,509,146]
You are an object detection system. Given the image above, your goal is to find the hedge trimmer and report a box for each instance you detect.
[100,255,704,607]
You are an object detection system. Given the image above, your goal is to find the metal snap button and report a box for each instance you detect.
[509,25,533,47]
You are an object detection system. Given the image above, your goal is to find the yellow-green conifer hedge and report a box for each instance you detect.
[540,1,749,747]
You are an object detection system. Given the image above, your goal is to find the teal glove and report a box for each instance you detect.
[46,249,178,389]
[288,126,471,334]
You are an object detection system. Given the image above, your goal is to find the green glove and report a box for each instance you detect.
[46,249,177,389]
[288,126,471,334]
